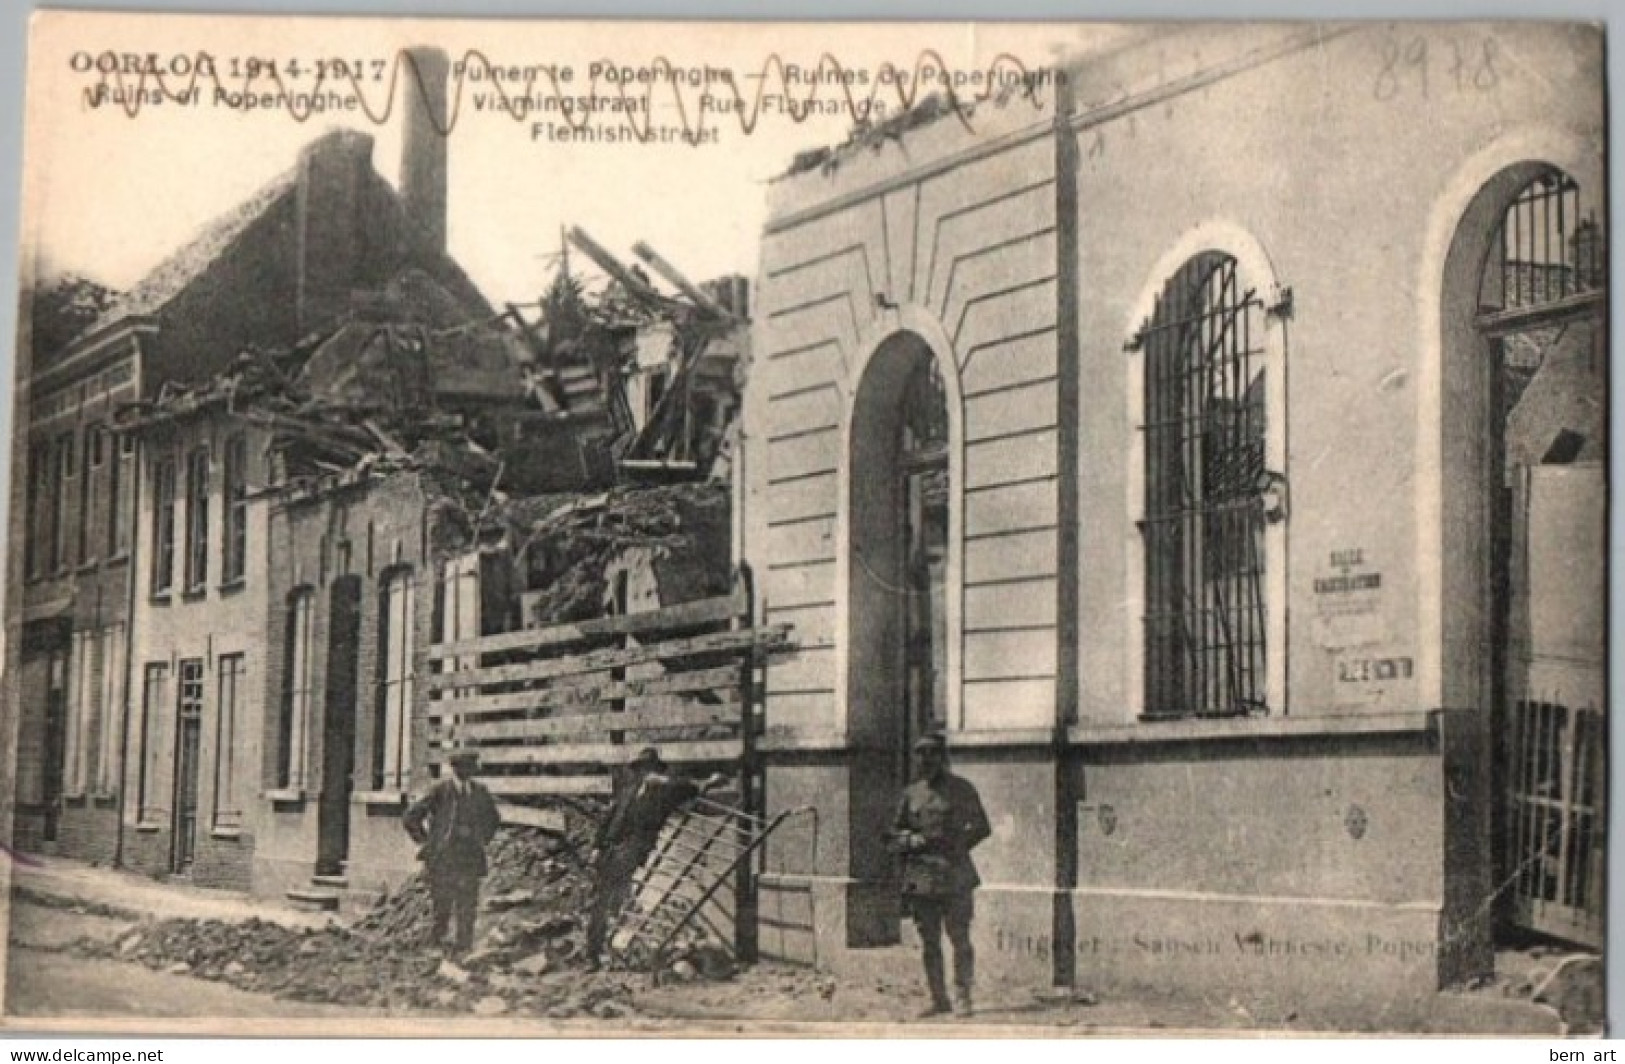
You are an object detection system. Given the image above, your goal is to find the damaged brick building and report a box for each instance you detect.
[7,45,748,917]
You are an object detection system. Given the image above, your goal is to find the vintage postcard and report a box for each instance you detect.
[1,11,1607,1036]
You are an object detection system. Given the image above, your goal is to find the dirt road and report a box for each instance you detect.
[0,883,1581,1035]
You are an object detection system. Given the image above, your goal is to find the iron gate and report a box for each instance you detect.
[1507,695,1605,948]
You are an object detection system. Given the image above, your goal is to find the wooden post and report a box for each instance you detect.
[733,564,760,964]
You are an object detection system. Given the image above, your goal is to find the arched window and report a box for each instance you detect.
[1134,252,1269,719]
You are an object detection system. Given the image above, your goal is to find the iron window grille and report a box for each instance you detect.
[1498,172,1604,313]
[1135,253,1269,720]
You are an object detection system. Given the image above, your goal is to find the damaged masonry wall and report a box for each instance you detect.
[114,217,744,916]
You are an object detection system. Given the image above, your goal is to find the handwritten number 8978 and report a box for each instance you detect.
[1373,36,1500,101]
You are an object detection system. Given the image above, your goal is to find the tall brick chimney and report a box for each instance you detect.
[400,46,449,254]
[296,128,375,335]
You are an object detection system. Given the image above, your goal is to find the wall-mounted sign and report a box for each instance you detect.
[1313,547,1388,649]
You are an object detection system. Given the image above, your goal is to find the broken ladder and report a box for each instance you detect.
[607,795,801,973]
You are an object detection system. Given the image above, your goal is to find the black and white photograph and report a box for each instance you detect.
[0,12,1608,1037]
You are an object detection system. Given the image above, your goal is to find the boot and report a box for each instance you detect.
[953,988,973,1018]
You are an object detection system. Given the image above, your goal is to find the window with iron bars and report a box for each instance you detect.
[1134,252,1269,720]
[1496,171,1604,313]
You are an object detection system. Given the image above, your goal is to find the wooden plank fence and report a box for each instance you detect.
[424,581,790,799]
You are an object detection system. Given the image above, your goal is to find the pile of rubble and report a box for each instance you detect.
[508,480,732,625]
[78,804,738,1015]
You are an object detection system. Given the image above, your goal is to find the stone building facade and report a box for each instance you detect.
[741,23,1605,1018]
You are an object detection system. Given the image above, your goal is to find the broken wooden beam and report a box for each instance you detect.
[631,241,733,320]
[565,226,664,305]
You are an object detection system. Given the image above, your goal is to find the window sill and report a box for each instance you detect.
[133,821,162,834]
[149,591,173,605]
[92,792,118,808]
[105,553,129,567]
[210,826,244,840]
[352,790,408,809]
[265,788,306,805]
[1067,710,1438,746]
[180,587,208,603]
[76,561,100,575]
[62,791,88,805]
[217,577,246,596]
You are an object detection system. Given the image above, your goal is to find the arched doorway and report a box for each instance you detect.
[845,330,952,946]
[1444,165,1606,947]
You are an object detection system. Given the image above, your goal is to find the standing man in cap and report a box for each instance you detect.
[583,746,727,969]
[404,747,501,958]
[891,732,992,1018]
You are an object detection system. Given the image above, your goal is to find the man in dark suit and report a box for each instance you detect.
[891,732,992,1019]
[582,746,727,969]
[404,748,501,958]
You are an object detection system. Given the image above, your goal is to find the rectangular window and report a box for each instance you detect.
[25,441,46,578]
[214,654,244,830]
[78,426,101,565]
[222,435,248,585]
[138,662,168,821]
[184,447,210,592]
[374,571,415,791]
[63,633,85,794]
[1138,254,1269,720]
[81,630,104,794]
[107,431,126,557]
[152,456,177,594]
[95,625,124,794]
[279,590,314,789]
[646,366,670,422]
[52,432,74,572]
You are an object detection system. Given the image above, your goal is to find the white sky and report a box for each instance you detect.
[22,14,1123,308]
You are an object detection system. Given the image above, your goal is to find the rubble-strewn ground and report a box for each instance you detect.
[5,836,1604,1033]
[55,810,676,1020]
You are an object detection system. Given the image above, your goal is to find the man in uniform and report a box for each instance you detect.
[583,747,726,969]
[891,732,992,1018]
[403,748,501,958]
